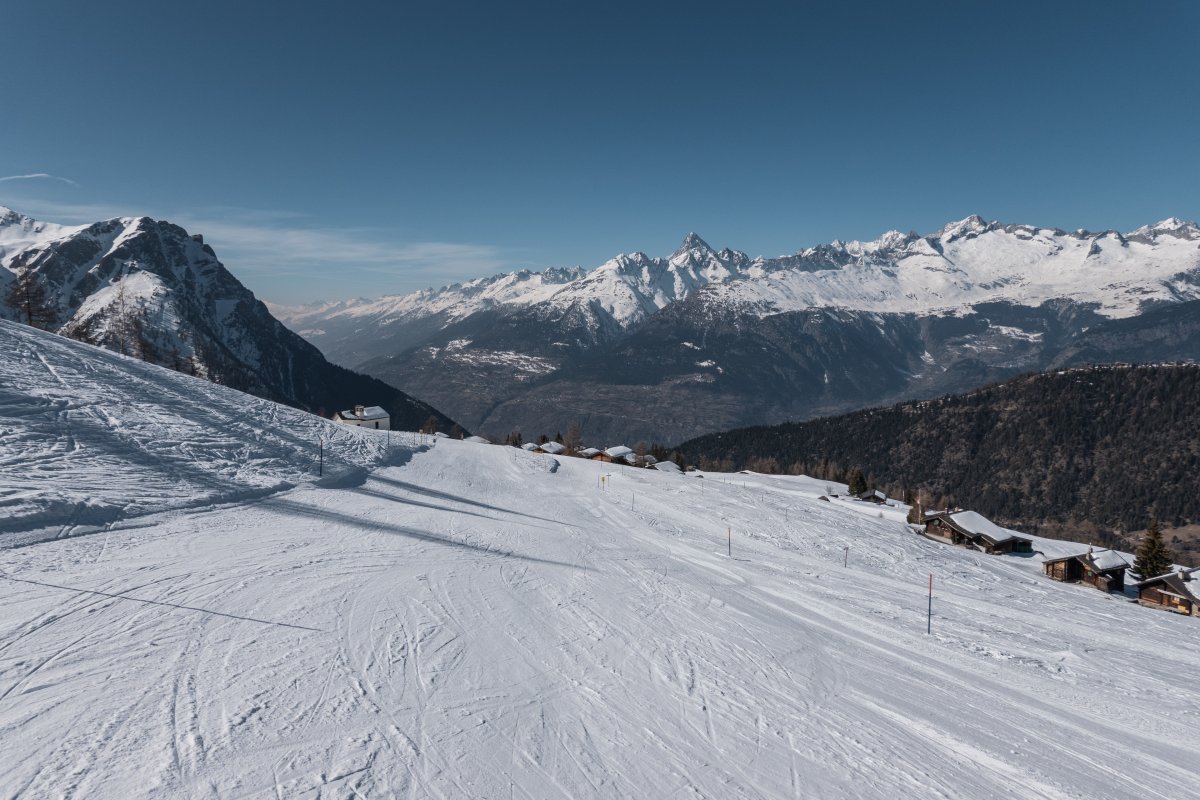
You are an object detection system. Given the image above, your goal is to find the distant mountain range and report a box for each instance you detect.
[272,216,1200,444]
[677,363,1200,565]
[0,207,458,432]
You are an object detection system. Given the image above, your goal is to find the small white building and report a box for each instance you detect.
[540,441,566,455]
[333,404,390,430]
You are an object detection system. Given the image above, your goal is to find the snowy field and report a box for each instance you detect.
[0,320,397,545]
[2,326,1200,798]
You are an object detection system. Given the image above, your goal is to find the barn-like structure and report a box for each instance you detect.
[922,510,1034,555]
[1134,569,1200,616]
[1043,549,1129,592]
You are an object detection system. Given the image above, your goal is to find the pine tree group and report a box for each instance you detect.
[1132,519,1175,580]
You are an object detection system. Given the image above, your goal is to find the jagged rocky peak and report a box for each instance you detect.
[0,206,43,232]
[678,231,713,253]
[1131,217,1200,239]
[938,214,989,241]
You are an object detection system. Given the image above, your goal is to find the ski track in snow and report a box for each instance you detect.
[2,320,1200,798]
[1,437,1199,798]
[0,320,395,545]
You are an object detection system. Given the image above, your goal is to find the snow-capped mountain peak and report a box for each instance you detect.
[676,231,713,255]
[937,214,989,241]
[1130,217,1200,239]
[272,214,1200,373]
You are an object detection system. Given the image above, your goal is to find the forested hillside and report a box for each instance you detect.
[680,364,1200,560]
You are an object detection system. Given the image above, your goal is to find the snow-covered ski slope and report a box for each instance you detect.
[0,320,395,545]
[2,325,1200,799]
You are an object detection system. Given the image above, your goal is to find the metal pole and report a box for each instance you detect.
[319,437,323,477]
[727,527,731,557]
[844,546,848,568]
[927,574,933,634]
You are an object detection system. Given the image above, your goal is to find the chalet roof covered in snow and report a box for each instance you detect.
[947,510,1028,544]
[336,405,389,421]
[465,435,489,443]
[578,447,601,457]
[1044,548,1129,573]
[521,442,540,451]
[539,441,566,455]
[1134,570,1200,601]
[605,445,633,459]
[653,460,682,473]
[1083,549,1130,573]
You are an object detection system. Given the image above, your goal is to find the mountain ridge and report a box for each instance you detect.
[0,206,460,433]
[270,215,1200,443]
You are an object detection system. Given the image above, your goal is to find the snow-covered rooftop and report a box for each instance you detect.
[605,445,633,459]
[948,510,1028,543]
[338,405,389,421]
[540,441,566,455]
[1084,549,1130,572]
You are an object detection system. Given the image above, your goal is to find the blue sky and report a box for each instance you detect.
[2,0,1197,304]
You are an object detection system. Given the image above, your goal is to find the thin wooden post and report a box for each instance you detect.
[844,546,848,568]
[927,574,933,634]
[727,527,731,557]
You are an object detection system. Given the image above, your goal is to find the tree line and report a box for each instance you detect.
[680,364,1200,561]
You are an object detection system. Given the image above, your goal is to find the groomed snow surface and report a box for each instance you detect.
[0,321,394,546]
[2,326,1200,798]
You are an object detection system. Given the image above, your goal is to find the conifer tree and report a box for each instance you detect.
[848,467,867,496]
[906,499,923,525]
[1132,518,1174,580]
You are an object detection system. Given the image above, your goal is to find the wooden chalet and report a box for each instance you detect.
[922,510,1034,555]
[1042,548,1129,592]
[1134,569,1200,617]
[858,489,888,504]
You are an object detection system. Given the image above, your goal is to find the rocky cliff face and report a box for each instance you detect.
[0,207,459,432]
